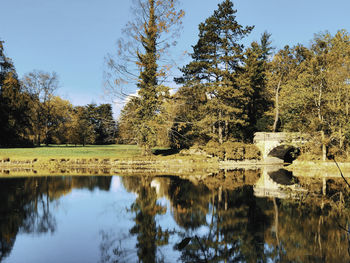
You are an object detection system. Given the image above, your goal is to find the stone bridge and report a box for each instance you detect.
[254,132,309,163]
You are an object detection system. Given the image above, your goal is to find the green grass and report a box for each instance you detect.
[0,144,142,160]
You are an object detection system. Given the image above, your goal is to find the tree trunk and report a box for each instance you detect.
[317,83,323,121]
[339,127,343,150]
[272,78,282,132]
[218,111,223,144]
[321,130,326,161]
[45,122,49,146]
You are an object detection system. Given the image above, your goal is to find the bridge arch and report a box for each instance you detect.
[267,145,300,163]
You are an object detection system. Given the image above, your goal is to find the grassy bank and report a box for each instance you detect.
[0,144,142,160]
[0,144,220,177]
[0,144,217,170]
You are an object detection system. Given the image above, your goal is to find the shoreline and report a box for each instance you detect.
[0,156,349,177]
[0,156,220,177]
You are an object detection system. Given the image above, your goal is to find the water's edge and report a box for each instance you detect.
[0,157,348,178]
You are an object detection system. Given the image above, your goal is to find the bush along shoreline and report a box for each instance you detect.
[180,141,261,161]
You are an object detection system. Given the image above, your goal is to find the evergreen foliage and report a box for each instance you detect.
[173,0,256,146]
[0,41,31,147]
[239,32,273,136]
[86,104,117,145]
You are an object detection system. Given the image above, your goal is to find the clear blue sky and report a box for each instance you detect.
[1,0,350,116]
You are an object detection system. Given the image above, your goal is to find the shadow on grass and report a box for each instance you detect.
[36,144,119,148]
[152,148,179,156]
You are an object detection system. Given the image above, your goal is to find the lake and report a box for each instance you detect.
[0,167,349,262]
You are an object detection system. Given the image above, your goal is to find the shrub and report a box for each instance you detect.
[224,142,245,161]
[244,144,261,160]
[204,140,261,161]
[205,140,225,159]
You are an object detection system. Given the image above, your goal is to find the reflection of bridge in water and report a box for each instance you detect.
[253,166,306,199]
[149,166,309,200]
[254,132,309,163]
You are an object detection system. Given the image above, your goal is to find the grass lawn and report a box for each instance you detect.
[0,144,143,160]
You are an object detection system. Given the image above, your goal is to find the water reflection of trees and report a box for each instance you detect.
[122,176,169,263]
[264,183,350,262]
[123,171,350,262]
[167,177,211,230]
[120,172,270,262]
[96,170,350,262]
[175,185,271,262]
[0,176,111,262]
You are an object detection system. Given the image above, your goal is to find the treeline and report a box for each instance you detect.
[3,0,350,159]
[117,0,350,159]
[0,41,117,147]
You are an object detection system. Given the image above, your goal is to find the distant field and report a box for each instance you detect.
[0,145,142,160]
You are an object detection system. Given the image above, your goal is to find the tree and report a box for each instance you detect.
[94,104,117,145]
[267,45,295,132]
[276,44,313,135]
[118,96,140,144]
[86,103,117,145]
[174,0,253,145]
[107,0,184,154]
[67,106,95,146]
[22,71,59,146]
[239,32,273,137]
[279,30,350,159]
[169,83,209,148]
[49,96,74,144]
[0,40,31,146]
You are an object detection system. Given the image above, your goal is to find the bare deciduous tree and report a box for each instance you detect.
[22,71,59,145]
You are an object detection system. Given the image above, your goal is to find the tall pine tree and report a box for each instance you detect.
[239,32,273,138]
[174,0,253,145]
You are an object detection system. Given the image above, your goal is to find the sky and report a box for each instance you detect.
[1,0,350,117]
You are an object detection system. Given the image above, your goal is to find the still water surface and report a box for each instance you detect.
[1,169,350,262]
